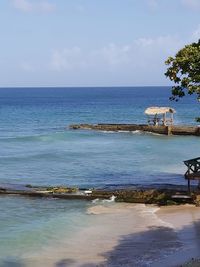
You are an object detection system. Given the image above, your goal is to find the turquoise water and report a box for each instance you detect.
[0,87,199,187]
[0,196,92,265]
[0,197,87,253]
[0,87,200,265]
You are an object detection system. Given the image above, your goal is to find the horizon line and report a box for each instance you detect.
[0,85,172,89]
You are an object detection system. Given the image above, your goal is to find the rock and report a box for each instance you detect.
[194,195,200,206]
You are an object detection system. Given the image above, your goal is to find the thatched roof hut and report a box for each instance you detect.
[145,107,176,115]
[145,107,176,126]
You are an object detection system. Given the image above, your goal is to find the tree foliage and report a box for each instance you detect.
[165,40,200,101]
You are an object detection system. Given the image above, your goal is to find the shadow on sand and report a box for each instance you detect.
[1,219,200,267]
[54,219,200,267]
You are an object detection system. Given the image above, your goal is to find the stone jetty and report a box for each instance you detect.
[69,123,200,136]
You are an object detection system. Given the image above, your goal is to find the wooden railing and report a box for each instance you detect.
[184,157,200,192]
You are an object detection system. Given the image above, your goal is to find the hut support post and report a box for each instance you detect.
[184,157,200,193]
[167,126,172,135]
[163,113,166,126]
[171,113,174,125]
[188,179,191,194]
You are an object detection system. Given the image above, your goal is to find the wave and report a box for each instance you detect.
[92,195,116,204]
[86,202,169,230]
[101,130,117,134]
[0,127,104,143]
[0,152,65,162]
[0,131,71,143]
[102,130,141,134]
[100,130,160,136]
[100,129,169,137]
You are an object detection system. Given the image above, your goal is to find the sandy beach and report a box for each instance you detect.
[11,202,198,267]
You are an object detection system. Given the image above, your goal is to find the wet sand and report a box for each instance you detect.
[5,203,200,267]
[155,205,200,267]
[57,204,200,267]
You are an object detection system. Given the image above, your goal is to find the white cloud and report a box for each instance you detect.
[12,0,32,12]
[20,27,199,86]
[181,0,200,10]
[12,0,55,13]
[50,44,132,72]
[47,36,184,86]
[147,0,158,10]
[51,47,87,71]
[134,36,183,49]
[49,35,184,78]
[91,43,131,68]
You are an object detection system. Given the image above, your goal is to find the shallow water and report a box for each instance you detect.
[0,199,171,267]
[0,87,200,265]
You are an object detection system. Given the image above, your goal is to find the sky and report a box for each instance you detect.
[0,0,200,87]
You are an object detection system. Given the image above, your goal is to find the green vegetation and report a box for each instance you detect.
[165,40,200,121]
[165,40,200,102]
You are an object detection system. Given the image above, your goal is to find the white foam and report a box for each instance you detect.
[131,130,142,134]
[92,198,100,204]
[141,205,160,214]
[87,205,111,215]
[102,195,116,203]
[141,205,174,228]
[101,130,116,133]
[101,130,142,134]
[92,195,116,205]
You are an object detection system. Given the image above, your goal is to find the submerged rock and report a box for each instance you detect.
[25,185,78,194]
[0,184,197,205]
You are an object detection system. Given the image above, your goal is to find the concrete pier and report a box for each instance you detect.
[69,123,200,136]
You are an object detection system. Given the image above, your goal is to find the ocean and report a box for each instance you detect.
[0,87,199,266]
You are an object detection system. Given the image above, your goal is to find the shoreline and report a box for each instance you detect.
[1,184,200,266]
[155,205,200,267]
[15,202,200,267]
[1,183,199,206]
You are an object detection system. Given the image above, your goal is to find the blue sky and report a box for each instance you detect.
[0,0,200,87]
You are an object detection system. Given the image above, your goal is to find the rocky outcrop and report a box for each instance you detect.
[92,189,194,205]
[69,123,200,136]
[0,185,198,205]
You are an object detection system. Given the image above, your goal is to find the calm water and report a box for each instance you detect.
[0,87,199,265]
[0,87,199,187]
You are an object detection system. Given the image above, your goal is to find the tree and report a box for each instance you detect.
[165,40,200,102]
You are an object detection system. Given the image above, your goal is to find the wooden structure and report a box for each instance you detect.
[184,157,200,192]
[145,107,175,126]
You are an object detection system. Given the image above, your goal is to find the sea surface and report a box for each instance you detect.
[0,87,199,266]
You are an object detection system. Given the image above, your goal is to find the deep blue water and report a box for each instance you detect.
[0,86,199,187]
[0,87,200,265]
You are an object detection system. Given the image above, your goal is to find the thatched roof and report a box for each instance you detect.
[145,107,176,115]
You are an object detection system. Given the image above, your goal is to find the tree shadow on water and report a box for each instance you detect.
[0,259,25,267]
[55,259,76,267]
